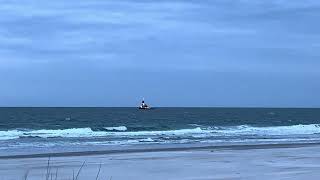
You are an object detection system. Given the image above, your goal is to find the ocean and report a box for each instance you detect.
[1,107,320,155]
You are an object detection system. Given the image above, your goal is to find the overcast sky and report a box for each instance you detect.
[0,0,319,107]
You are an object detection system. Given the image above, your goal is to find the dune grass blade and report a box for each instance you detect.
[46,157,51,180]
[23,170,29,180]
[54,168,59,180]
[75,161,86,180]
[95,163,101,180]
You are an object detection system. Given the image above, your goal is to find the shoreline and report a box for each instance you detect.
[2,142,320,159]
[1,142,320,179]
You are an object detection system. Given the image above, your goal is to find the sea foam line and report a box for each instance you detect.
[0,124,320,140]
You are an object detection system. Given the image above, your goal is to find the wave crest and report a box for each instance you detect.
[1,124,320,140]
[103,126,127,131]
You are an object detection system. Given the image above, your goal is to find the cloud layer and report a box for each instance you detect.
[0,0,319,106]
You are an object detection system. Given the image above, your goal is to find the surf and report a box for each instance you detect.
[0,124,320,140]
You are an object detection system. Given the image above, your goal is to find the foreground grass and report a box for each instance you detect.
[23,157,112,180]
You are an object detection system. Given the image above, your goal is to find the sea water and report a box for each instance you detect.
[0,108,320,155]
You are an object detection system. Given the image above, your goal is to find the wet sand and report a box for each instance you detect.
[1,143,320,180]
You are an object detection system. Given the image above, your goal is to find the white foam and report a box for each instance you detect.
[139,138,154,142]
[213,124,320,136]
[112,127,204,136]
[104,126,127,131]
[0,130,23,140]
[0,127,205,140]
[1,124,320,140]
[0,128,106,140]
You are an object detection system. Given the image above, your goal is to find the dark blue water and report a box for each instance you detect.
[1,108,320,130]
[1,108,320,154]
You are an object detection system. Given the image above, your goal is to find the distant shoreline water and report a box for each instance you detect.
[2,142,320,159]
[0,107,320,155]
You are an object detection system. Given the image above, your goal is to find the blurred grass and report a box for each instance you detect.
[23,158,111,180]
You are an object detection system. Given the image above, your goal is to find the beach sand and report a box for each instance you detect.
[1,144,320,180]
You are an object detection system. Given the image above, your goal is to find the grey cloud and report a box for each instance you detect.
[0,0,319,71]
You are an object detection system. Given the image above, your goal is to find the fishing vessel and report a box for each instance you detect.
[139,99,151,110]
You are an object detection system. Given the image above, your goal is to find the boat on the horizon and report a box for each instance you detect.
[139,99,151,110]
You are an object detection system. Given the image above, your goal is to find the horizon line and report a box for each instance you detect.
[0,106,319,109]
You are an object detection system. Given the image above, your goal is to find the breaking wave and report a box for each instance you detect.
[1,124,320,140]
[103,126,128,131]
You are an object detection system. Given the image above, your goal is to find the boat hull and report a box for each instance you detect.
[139,107,151,110]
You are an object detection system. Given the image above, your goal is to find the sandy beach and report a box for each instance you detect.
[1,143,320,180]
